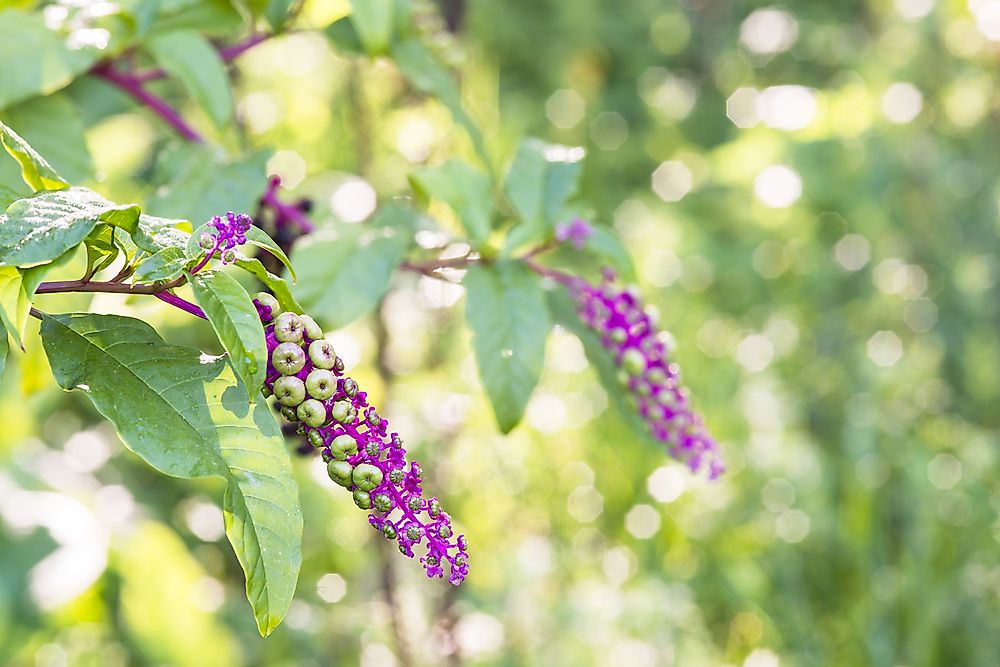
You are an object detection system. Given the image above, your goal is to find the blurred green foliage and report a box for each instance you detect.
[1,0,998,666]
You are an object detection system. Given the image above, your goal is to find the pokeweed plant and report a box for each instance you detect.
[0,0,720,638]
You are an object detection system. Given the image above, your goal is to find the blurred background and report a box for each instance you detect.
[2,0,999,665]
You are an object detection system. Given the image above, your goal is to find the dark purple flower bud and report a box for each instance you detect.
[570,271,723,478]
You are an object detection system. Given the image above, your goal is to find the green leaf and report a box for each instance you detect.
[0,119,68,192]
[390,38,491,170]
[133,246,187,283]
[584,225,636,281]
[503,139,584,250]
[350,0,394,55]
[145,0,243,37]
[233,256,303,315]
[0,258,62,349]
[0,187,139,268]
[39,312,302,636]
[291,206,411,328]
[188,270,268,398]
[147,30,234,130]
[409,160,493,247]
[0,10,101,110]
[0,184,25,210]
[464,262,550,433]
[146,148,270,227]
[133,214,193,254]
[245,225,295,281]
[1,93,94,184]
[324,16,365,54]
[84,225,123,278]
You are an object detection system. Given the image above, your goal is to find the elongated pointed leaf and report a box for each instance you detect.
[189,270,268,398]
[0,119,68,192]
[0,327,7,379]
[0,260,57,349]
[0,10,100,111]
[133,247,187,283]
[503,139,584,250]
[391,38,490,169]
[39,313,302,636]
[350,0,394,55]
[148,30,234,130]
[245,225,295,281]
[0,187,139,268]
[291,206,411,328]
[233,256,303,315]
[409,160,493,247]
[464,262,550,433]
[133,214,193,253]
[2,93,94,184]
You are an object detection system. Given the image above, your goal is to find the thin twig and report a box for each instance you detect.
[35,278,184,296]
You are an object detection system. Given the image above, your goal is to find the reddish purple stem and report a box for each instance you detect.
[155,292,206,319]
[261,176,315,232]
[91,64,204,143]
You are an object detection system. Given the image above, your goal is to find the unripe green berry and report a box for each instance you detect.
[428,499,441,518]
[305,369,337,400]
[382,524,397,540]
[406,526,420,541]
[454,554,466,567]
[274,375,306,406]
[307,339,336,369]
[280,405,299,422]
[327,460,353,487]
[646,367,667,385]
[307,430,325,448]
[635,381,652,397]
[198,232,216,250]
[622,348,647,375]
[299,314,323,341]
[334,357,345,373]
[272,342,306,375]
[274,312,304,343]
[331,400,354,424]
[407,497,422,512]
[616,369,630,386]
[398,544,408,555]
[221,248,237,264]
[389,468,404,485]
[438,524,452,539]
[373,493,392,512]
[610,327,628,344]
[365,440,381,457]
[295,423,306,436]
[342,378,359,398]
[367,410,380,427]
[657,390,677,407]
[353,490,372,510]
[254,292,281,321]
[329,434,358,460]
[352,463,383,491]
[296,398,328,427]
[425,555,439,566]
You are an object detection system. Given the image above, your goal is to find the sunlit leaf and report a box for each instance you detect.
[464,262,550,433]
[40,313,302,636]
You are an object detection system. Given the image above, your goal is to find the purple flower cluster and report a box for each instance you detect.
[198,211,252,265]
[555,218,594,250]
[254,294,469,585]
[570,270,724,479]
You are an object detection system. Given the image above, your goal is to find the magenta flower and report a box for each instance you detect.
[196,211,252,266]
[570,270,723,478]
[555,218,594,250]
[255,299,469,585]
